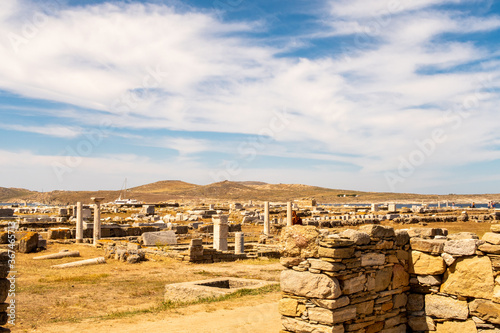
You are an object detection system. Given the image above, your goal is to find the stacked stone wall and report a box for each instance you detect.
[279,224,500,333]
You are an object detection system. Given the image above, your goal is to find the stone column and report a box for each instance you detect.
[371,203,379,212]
[91,197,104,246]
[76,202,83,243]
[264,201,270,236]
[213,215,228,251]
[287,202,292,226]
[234,232,244,254]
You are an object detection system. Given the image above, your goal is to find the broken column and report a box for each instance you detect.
[76,201,83,243]
[287,202,292,226]
[213,215,228,251]
[91,197,105,246]
[264,201,270,236]
[235,232,244,254]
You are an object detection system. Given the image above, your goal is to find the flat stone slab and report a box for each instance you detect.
[142,231,177,246]
[164,277,277,302]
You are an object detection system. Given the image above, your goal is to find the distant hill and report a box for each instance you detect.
[1,180,499,205]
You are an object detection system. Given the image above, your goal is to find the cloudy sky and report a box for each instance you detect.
[0,0,499,194]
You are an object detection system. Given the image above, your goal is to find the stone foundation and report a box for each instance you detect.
[279,224,500,333]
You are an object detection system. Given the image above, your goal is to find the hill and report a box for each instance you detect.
[1,180,499,205]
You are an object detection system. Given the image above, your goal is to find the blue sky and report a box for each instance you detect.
[0,0,499,194]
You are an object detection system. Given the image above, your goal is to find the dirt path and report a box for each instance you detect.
[32,294,281,333]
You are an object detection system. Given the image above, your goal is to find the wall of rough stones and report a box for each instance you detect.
[279,224,500,333]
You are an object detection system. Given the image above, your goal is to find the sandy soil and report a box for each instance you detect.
[32,293,281,333]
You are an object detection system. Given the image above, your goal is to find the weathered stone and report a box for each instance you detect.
[308,259,346,272]
[279,298,299,316]
[392,264,409,289]
[408,316,436,331]
[308,305,356,325]
[320,238,354,248]
[142,231,177,246]
[447,232,478,240]
[281,316,344,333]
[280,226,320,258]
[440,256,494,299]
[318,246,354,259]
[491,224,500,233]
[478,243,500,254]
[341,274,366,294]
[410,238,445,254]
[311,296,350,310]
[469,299,500,325]
[280,270,341,299]
[356,300,374,315]
[361,253,385,266]
[379,324,406,333]
[483,232,500,245]
[407,228,437,238]
[359,225,395,238]
[375,267,392,292]
[444,239,477,256]
[393,293,407,308]
[410,250,446,275]
[341,229,371,245]
[395,229,410,246]
[434,320,477,333]
[425,294,468,320]
[280,257,303,268]
[417,275,442,285]
[441,252,456,266]
[19,232,38,253]
[126,254,141,264]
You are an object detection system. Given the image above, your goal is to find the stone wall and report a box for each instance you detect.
[279,224,500,333]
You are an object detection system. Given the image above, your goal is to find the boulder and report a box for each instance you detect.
[409,250,446,275]
[440,256,494,299]
[280,270,341,299]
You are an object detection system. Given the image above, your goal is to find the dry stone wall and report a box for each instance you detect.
[279,224,500,333]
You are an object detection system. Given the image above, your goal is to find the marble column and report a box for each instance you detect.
[234,232,244,254]
[91,197,104,246]
[264,201,270,236]
[76,202,83,243]
[287,201,292,226]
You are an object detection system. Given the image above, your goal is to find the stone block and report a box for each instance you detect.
[359,225,395,238]
[142,231,177,246]
[308,259,346,272]
[308,305,356,325]
[440,256,494,299]
[318,246,354,259]
[491,224,500,233]
[478,243,500,254]
[407,228,437,238]
[393,293,407,308]
[408,316,436,331]
[425,294,468,320]
[280,257,302,268]
[444,239,477,256]
[280,270,341,299]
[410,250,446,275]
[407,294,424,312]
[395,229,410,246]
[341,274,366,294]
[469,299,500,325]
[278,298,299,316]
[483,232,500,245]
[375,267,392,292]
[417,275,441,285]
[441,252,456,266]
[280,226,319,258]
[410,238,445,254]
[392,264,409,289]
[19,232,38,253]
[341,229,370,245]
[361,253,385,266]
[281,317,343,333]
[311,296,350,310]
[447,232,478,240]
[356,300,374,315]
[434,320,477,333]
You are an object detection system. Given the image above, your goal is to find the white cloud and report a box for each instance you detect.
[0,0,499,192]
[0,123,83,138]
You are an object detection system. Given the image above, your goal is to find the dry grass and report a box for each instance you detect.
[14,243,282,332]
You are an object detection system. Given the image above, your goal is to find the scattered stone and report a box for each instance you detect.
[19,232,38,253]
